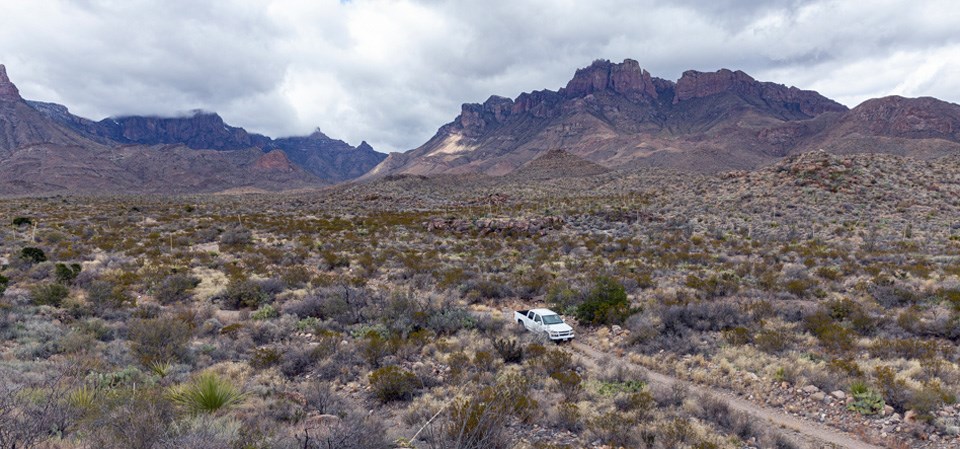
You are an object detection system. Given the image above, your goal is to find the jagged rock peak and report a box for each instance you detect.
[0,64,22,101]
[563,59,658,100]
[357,141,374,151]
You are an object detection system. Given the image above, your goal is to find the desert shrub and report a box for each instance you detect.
[219,227,251,245]
[154,273,201,304]
[218,278,267,309]
[369,366,418,403]
[684,272,739,299]
[31,283,69,307]
[280,346,323,377]
[804,311,854,353]
[754,328,793,354]
[554,401,582,432]
[0,274,8,296]
[576,276,631,325]
[86,280,133,312]
[784,277,816,297]
[294,412,390,449]
[12,216,32,226]
[54,263,82,284]
[551,370,583,400]
[908,380,956,422]
[698,395,754,440]
[546,281,581,315]
[128,316,193,365]
[492,338,523,364]
[847,380,884,415]
[169,372,244,415]
[20,247,47,264]
[722,326,751,346]
[249,347,282,369]
[426,305,476,335]
[435,374,535,449]
[251,304,279,320]
[874,365,911,413]
[587,411,640,448]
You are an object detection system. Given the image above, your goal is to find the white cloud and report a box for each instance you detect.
[1,0,959,152]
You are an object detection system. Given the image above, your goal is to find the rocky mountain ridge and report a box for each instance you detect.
[0,64,325,194]
[367,59,959,178]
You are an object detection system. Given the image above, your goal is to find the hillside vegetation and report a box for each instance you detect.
[1,151,959,448]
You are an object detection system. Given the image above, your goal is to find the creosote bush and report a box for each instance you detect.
[369,365,418,403]
[31,283,69,307]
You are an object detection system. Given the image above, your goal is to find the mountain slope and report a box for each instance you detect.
[367,59,849,177]
[27,100,386,182]
[0,64,323,195]
[368,59,960,178]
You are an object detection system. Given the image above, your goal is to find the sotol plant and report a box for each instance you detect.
[168,372,244,414]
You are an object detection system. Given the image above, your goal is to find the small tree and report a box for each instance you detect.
[20,247,46,264]
[576,276,631,325]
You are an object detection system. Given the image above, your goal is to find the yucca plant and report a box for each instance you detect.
[149,360,172,378]
[168,372,244,415]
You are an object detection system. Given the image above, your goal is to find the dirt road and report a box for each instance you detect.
[489,308,883,449]
[568,340,883,449]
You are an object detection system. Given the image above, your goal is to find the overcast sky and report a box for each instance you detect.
[1,0,959,152]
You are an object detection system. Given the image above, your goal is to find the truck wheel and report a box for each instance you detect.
[517,320,524,326]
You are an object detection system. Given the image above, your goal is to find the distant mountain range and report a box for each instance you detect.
[366,59,960,178]
[2,60,960,195]
[0,64,385,194]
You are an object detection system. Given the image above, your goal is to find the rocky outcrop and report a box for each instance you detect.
[563,59,659,101]
[93,112,273,150]
[674,69,847,117]
[366,58,856,178]
[267,130,387,183]
[253,149,297,172]
[0,65,20,101]
[846,96,960,141]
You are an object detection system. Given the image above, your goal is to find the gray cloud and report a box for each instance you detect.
[1,0,958,152]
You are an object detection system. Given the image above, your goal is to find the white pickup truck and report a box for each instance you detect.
[515,308,575,342]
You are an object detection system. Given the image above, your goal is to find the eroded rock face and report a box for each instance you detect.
[674,69,847,116]
[563,59,659,100]
[95,112,273,150]
[253,149,297,172]
[849,96,960,139]
[0,65,21,101]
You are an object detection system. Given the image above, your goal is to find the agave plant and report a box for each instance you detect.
[168,372,244,415]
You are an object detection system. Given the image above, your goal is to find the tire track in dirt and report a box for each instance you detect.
[567,340,883,449]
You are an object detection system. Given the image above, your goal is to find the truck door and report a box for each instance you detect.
[532,313,543,332]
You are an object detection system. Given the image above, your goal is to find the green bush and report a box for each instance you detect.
[576,276,631,325]
[251,304,279,320]
[20,247,47,264]
[31,283,69,307]
[219,278,267,309]
[12,216,32,226]
[0,274,8,297]
[54,263,82,284]
[169,372,244,414]
[368,365,418,403]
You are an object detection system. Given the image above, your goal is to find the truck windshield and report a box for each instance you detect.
[541,315,563,325]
